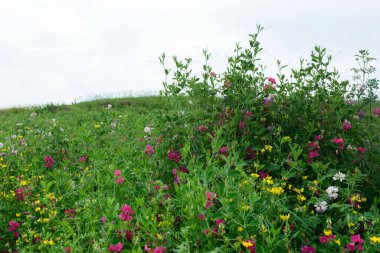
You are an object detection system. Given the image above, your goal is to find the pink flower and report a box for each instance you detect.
[144,245,167,253]
[44,156,54,168]
[119,204,134,221]
[346,243,356,252]
[210,71,217,77]
[198,125,207,132]
[238,121,245,129]
[332,138,344,145]
[205,190,217,209]
[343,120,352,132]
[100,216,107,223]
[145,144,154,156]
[108,242,123,252]
[9,220,20,232]
[120,205,134,215]
[320,235,336,244]
[314,135,322,141]
[125,230,133,242]
[268,77,276,84]
[215,219,225,226]
[301,245,316,253]
[218,146,229,157]
[373,107,380,117]
[197,214,206,220]
[332,138,344,150]
[115,177,125,184]
[357,146,366,158]
[168,150,181,163]
[114,170,122,176]
[244,111,252,119]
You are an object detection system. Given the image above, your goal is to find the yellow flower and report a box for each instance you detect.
[16,213,21,217]
[323,229,332,236]
[35,207,41,212]
[237,227,244,232]
[251,173,260,178]
[348,222,355,228]
[268,187,284,195]
[241,204,251,211]
[297,194,306,202]
[280,214,290,221]
[242,240,253,248]
[95,124,101,129]
[263,176,274,185]
[334,239,341,246]
[370,236,380,244]
[264,145,273,152]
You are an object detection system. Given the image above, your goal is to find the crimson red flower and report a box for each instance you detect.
[168,150,181,162]
[44,156,54,168]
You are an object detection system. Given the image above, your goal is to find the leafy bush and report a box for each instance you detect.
[145,25,380,252]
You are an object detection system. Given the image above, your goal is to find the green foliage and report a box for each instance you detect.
[0,28,380,252]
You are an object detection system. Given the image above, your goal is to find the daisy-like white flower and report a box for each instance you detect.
[144,127,153,133]
[326,186,339,199]
[107,104,112,109]
[314,201,328,213]
[333,172,346,182]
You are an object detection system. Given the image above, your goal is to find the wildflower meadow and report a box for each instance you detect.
[1,27,380,252]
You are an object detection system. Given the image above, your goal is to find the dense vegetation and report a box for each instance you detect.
[1,27,380,252]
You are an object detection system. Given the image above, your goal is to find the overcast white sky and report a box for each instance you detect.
[1,0,379,108]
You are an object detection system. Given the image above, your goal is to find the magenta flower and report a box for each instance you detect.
[218,146,229,157]
[115,177,125,184]
[215,219,225,226]
[145,144,154,156]
[314,135,323,141]
[119,204,134,221]
[125,230,133,242]
[114,170,125,184]
[346,243,356,252]
[373,107,380,117]
[301,245,316,253]
[168,150,181,162]
[144,245,167,253]
[343,120,352,132]
[121,204,134,215]
[197,214,206,220]
[268,77,276,84]
[100,216,107,223]
[108,242,123,252]
[9,220,20,232]
[198,125,207,132]
[357,146,366,158]
[332,138,344,150]
[44,156,54,168]
[320,235,336,244]
[205,190,217,209]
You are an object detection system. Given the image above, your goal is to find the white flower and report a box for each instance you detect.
[30,112,37,117]
[333,172,346,182]
[326,186,339,199]
[107,104,112,109]
[0,143,3,148]
[144,127,153,133]
[314,201,328,213]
